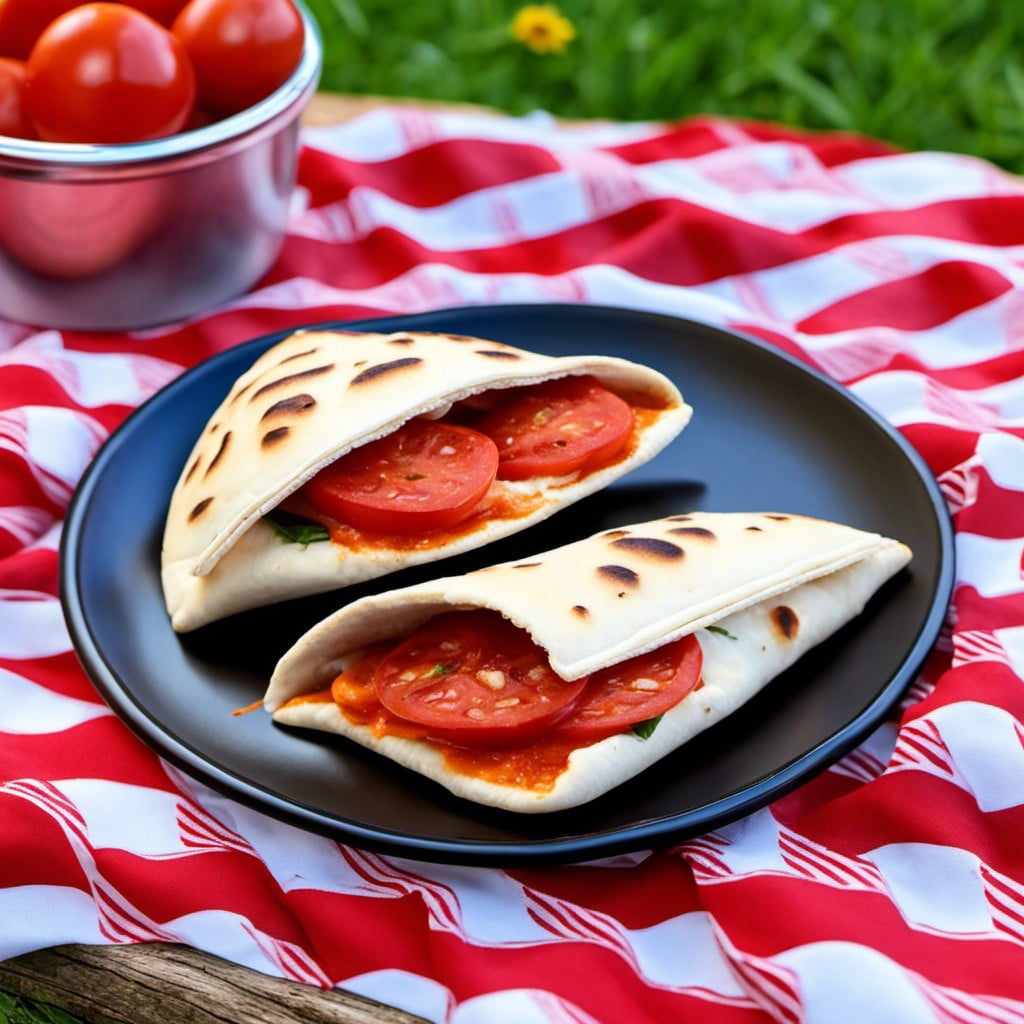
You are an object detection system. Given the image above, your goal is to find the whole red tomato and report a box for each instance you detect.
[172,0,303,116]
[120,0,189,25]
[0,57,33,138]
[0,0,83,60]
[23,3,196,143]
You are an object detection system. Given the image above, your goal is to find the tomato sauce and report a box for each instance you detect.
[327,487,548,553]
[440,736,584,792]
[284,687,333,704]
[281,683,590,791]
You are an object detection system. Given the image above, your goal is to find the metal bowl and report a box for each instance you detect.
[0,3,322,331]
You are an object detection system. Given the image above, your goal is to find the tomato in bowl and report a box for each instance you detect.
[0,0,321,329]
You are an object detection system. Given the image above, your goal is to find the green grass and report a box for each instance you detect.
[306,0,1024,172]
[0,993,83,1024]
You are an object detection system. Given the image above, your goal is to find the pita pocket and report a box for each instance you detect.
[267,512,912,813]
[161,329,689,632]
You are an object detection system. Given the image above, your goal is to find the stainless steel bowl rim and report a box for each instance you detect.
[0,1,322,181]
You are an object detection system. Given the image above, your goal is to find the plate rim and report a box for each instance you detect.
[59,303,955,865]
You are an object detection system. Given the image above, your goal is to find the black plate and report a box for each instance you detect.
[60,304,953,865]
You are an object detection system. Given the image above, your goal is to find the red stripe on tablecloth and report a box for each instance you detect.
[0,792,91,890]
[903,423,997,477]
[792,768,1024,880]
[508,852,702,929]
[299,139,563,208]
[954,587,1024,633]
[89,848,318,945]
[0,366,131,431]
[876,348,1024,392]
[0,720,179,791]
[0,547,59,595]
[599,120,738,164]
[698,873,1024,997]
[796,261,1013,333]
[729,119,901,165]
[287,887,768,1022]
[603,118,898,167]
[267,196,1024,293]
[0,451,65,526]
[955,480,1024,538]
[0,652,105,703]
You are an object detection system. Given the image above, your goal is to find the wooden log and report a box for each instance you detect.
[0,943,428,1024]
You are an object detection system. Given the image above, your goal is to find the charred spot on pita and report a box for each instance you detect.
[351,357,423,386]
[278,347,319,364]
[228,382,252,404]
[512,562,540,569]
[603,529,631,539]
[610,537,684,560]
[260,394,316,421]
[183,456,201,484]
[439,333,478,343]
[667,527,715,540]
[261,427,291,448]
[666,515,693,522]
[204,431,232,477]
[388,336,416,346]
[765,514,791,521]
[250,364,334,401]
[771,605,799,640]
[597,564,640,587]
[745,526,763,532]
[571,605,589,617]
[189,497,213,521]
[475,349,521,359]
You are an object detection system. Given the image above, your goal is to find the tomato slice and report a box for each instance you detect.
[302,419,499,535]
[331,644,391,715]
[474,375,634,481]
[552,635,703,742]
[373,611,589,747]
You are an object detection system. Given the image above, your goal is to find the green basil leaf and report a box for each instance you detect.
[428,663,456,677]
[706,625,738,640]
[266,514,330,546]
[632,714,663,740]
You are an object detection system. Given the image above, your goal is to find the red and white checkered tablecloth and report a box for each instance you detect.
[2,105,1023,1024]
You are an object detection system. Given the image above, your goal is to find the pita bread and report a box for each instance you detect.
[162,329,689,632]
[267,512,912,812]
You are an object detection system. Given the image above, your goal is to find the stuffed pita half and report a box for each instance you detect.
[267,512,912,813]
[162,329,689,632]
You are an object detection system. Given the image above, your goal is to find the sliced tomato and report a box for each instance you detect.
[373,611,589,747]
[331,644,391,714]
[474,375,634,481]
[552,634,703,742]
[302,419,499,535]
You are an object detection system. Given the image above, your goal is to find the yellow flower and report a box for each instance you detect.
[511,4,576,55]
